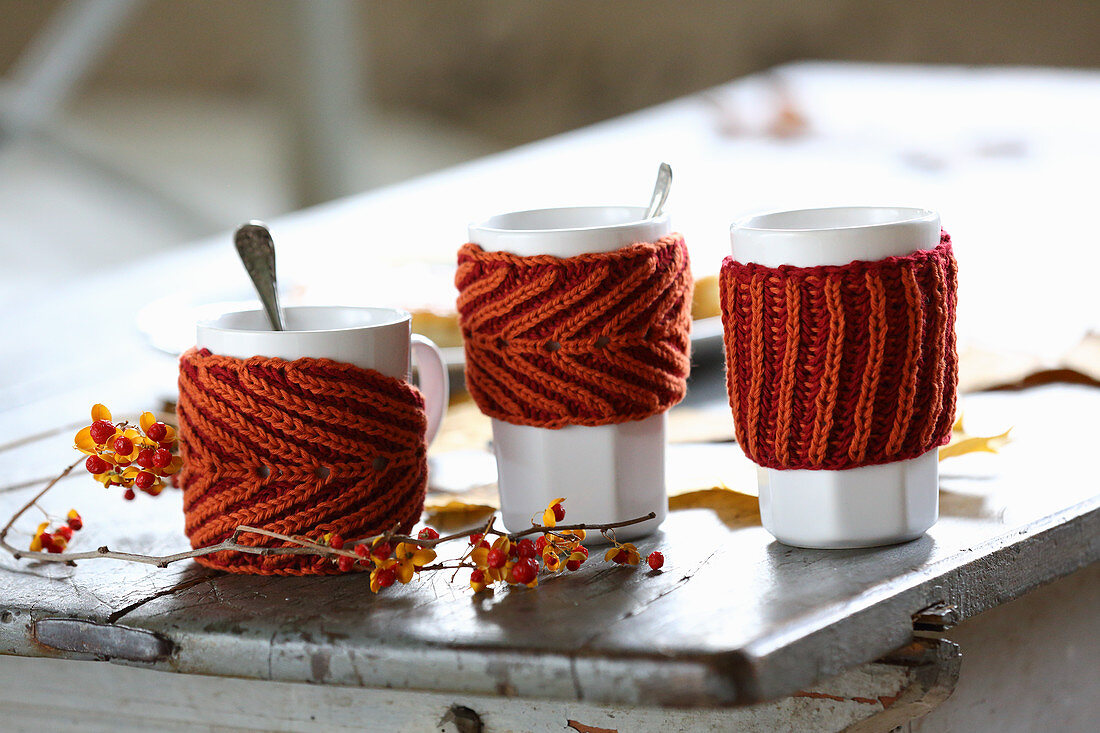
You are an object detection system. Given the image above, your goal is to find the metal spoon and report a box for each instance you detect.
[644,162,673,219]
[234,221,285,331]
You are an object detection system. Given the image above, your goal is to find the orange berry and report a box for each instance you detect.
[647,551,664,570]
[152,448,172,469]
[417,527,439,542]
[146,422,168,442]
[134,471,155,490]
[515,538,537,559]
[337,555,355,572]
[85,455,108,474]
[136,448,156,468]
[511,557,538,585]
[377,566,396,588]
[112,436,133,455]
[566,545,589,571]
[487,548,507,569]
[89,420,115,444]
[551,502,565,522]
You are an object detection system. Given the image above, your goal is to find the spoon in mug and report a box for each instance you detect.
[234,221,286,331]
[644,162,673,219]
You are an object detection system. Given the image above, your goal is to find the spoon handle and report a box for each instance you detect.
[234,222,285,331]
[644,162,673,219]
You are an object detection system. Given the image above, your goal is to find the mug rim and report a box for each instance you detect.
[198,305,411,337]
[731,206,938,234]
[470,205,670,235]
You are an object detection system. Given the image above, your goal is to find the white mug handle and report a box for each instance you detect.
[411,334,449,444]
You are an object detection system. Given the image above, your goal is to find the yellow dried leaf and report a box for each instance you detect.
[423,500,496,532]
[939,429,1012,460]
[91,404,111,422]
[940,414,1012,460]
[669,487,761,528]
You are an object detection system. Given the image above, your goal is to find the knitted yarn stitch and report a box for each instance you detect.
[177,348,428,574]
[456,235,693,428]
[719,232,957,471]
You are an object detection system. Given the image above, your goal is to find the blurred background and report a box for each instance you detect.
[1,0,1099,402]
[1,0,1098,279]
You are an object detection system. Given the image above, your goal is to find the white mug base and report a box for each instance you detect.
[492,414,667,541]
[757,449,939,549]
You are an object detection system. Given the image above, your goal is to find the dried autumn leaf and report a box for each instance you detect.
[939,414,1012,460]
[939,429,1012,460]
[669,487,761,528]
[567,720,619,733]
[424,500,496,532]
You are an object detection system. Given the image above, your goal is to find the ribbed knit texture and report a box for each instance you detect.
[456,235,693,428]
[719,231,957,471]
[177,348,428,574]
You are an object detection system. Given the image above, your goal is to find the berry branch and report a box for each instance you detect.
[0,405,666,591]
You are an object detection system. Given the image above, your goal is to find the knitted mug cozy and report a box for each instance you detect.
[719,231,958,471]
[177,347,428,575]
[455,235,693,428]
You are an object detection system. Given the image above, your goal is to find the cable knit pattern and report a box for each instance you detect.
[719,231,957,470]
[177,348,427,574]
[456,235,693,428]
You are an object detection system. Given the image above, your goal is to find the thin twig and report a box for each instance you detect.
[1,461,657,572]
[0,458,81,559]
[505,513,656,541]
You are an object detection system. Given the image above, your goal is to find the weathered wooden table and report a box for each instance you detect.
[1,63,1098,732]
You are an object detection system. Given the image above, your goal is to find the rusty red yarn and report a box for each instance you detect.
[456,235,693,428]
[719,231,958,471]
[177,348,428,575]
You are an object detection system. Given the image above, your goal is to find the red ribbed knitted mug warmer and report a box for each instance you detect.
[722,207,956,548]
[461,207,693,538]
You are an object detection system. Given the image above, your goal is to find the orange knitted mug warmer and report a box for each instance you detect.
[719,231,958,471]
[455,235,693,428]
[177,347,428,574]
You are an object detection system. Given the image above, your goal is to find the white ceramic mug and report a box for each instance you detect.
[196,305,449,443]
[469,206,672,539]
[729,206,942,548]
